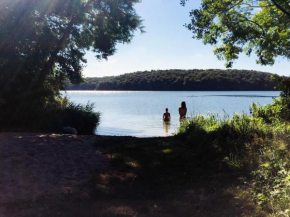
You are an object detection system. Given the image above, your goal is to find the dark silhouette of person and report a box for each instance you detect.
[163,108,171,122]
[179,101,187,121]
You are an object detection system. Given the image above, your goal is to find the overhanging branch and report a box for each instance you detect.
[271,0,290,20]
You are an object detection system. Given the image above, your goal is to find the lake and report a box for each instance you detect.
[62,91,280,137]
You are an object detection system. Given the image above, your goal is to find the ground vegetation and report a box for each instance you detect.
[175,86,290,216]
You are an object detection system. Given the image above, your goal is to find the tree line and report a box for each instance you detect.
[65,69,280,91]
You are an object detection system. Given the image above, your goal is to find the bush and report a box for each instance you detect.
[177,110,290,215]
[0,94,100,135]
[61,101,100,135]
[251,98,290,123]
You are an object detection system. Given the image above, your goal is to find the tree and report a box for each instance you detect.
[181,0,290,67]
[0,0,143,132]
[0,0,143,98]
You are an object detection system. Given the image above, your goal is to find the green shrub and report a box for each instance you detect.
[61,101,100,135]
[251,98,290,123]
[0,94,100,135]
[177,110,290,215]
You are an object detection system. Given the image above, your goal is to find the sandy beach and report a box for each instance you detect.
[0,133,110,217]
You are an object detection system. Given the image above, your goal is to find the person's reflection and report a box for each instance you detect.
[163,121,171,136]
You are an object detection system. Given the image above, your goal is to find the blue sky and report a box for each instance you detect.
[83,0,290,78]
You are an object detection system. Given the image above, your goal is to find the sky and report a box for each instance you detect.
[83,0,290,78]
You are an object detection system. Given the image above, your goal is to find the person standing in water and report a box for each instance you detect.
[179,101,187,121]
[163,108,171,122]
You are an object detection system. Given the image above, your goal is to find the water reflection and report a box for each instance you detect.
[163,121,171,136]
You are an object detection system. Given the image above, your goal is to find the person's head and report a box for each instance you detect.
[181,101,186,108]
[165,108,168,112]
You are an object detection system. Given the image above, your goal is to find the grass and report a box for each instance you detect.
[177,113,290,216]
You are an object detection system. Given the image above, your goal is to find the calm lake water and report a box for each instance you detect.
[62,91,280,137]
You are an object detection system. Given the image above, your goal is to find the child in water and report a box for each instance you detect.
[163,108,171,122]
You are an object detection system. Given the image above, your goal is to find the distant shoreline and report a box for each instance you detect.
[65,69,280,91]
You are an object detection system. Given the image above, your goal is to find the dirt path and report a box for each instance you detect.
[0,133,110,217]
[0,133,264,217]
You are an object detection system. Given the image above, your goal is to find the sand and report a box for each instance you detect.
[0,133,110,217]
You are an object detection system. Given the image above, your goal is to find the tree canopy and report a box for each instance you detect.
[181,0,290,67]
[0,0,143,99]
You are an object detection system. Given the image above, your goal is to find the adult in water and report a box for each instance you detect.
[179,101,187,121]
[163,108,171,122]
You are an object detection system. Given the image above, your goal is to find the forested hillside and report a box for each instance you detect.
[65,69,280,91]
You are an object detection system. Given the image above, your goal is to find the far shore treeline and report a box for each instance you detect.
[65,69,280,91]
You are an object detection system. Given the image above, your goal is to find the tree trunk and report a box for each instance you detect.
[37,18,75,85]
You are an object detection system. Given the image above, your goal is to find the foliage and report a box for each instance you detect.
[62,101,100,135]
[275,76,290,99]
[66,69,279,91]
[0,0,142,133]
[251,99,290,123]
[182,0,290,67]
[177,110,290,215]
[0,0,143,97]
[251,76,290,122]
[0,94,100,135]
[178,114,268,170]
